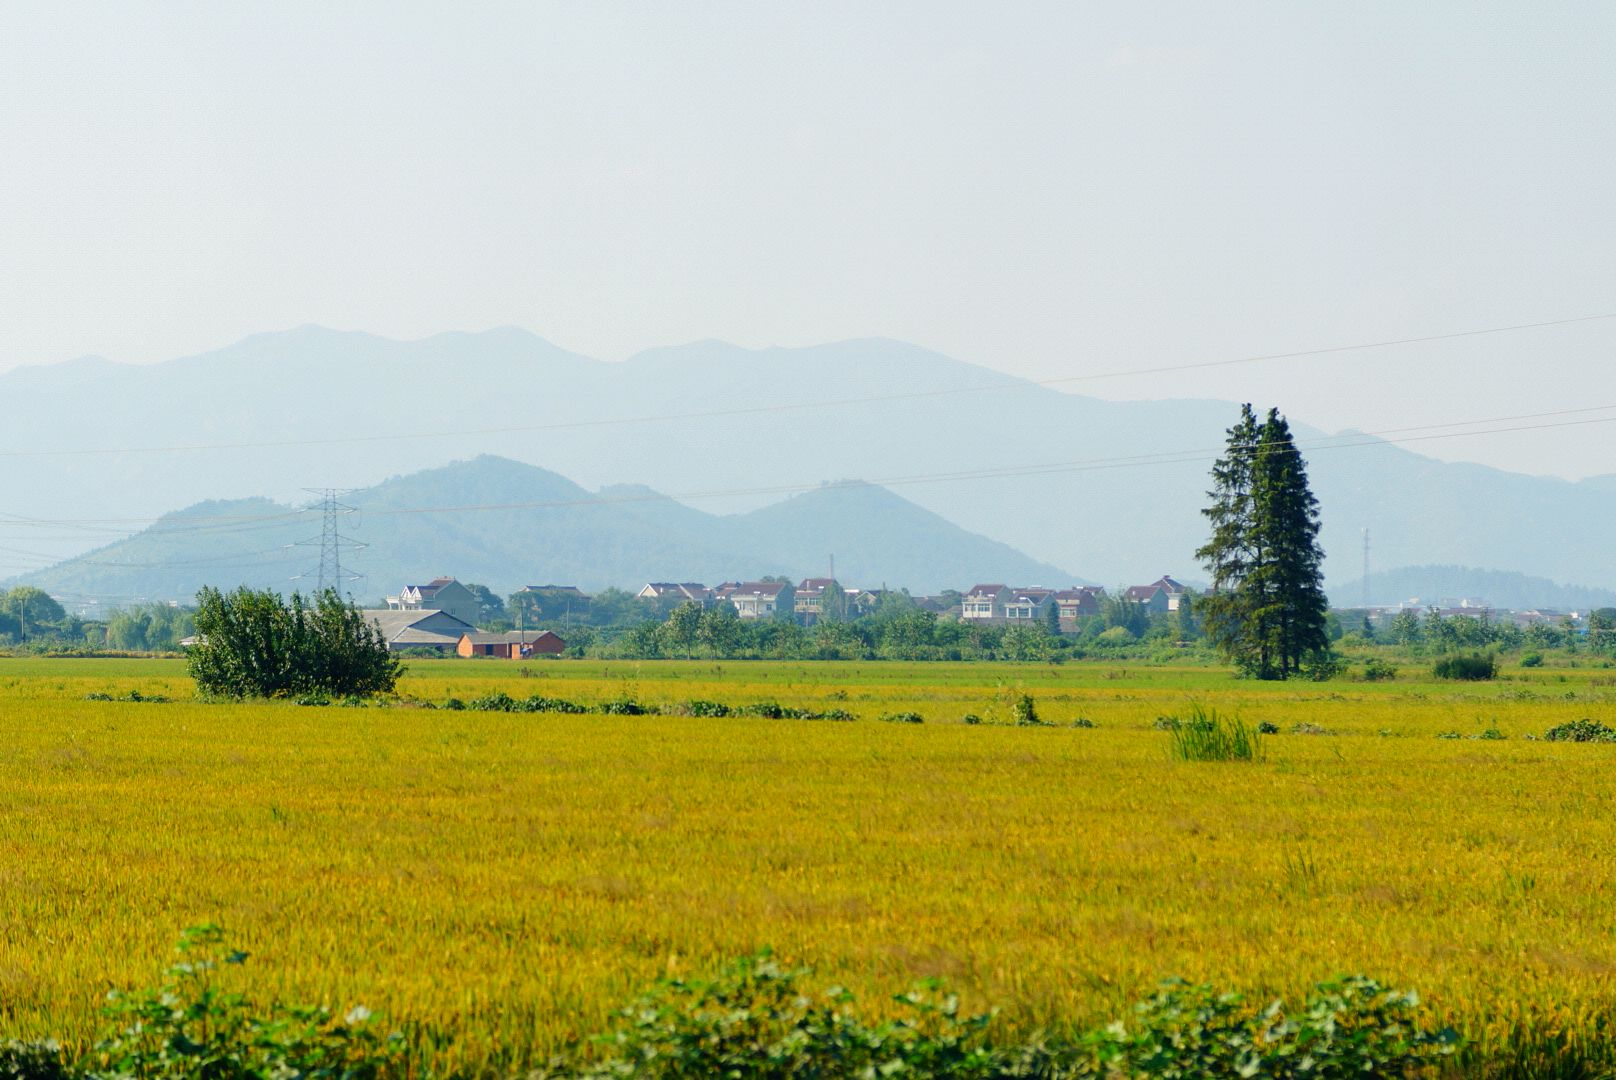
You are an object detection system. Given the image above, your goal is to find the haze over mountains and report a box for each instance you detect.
[18,457,1075,601]
[3,326,1614,600]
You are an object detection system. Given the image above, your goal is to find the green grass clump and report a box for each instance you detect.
[1164,704,1264,762]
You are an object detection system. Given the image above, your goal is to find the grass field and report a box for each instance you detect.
[3,656,1616,1072]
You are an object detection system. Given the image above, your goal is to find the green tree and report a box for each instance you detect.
[2,586,66,641]
[1043,598,1062,638]
[698,601,742,658]
[665,600,703,658]
[1102,594,1149,638]
[462,583,507,626]
[1196,405,1329,679]
[1389,609,1422,646]
[188,587,400,698]
[1588,608,1616,653]
[1174,592,1199,642]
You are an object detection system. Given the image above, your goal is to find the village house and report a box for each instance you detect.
[960,584,1057,625]
[1003,588,1056,623]
[1054,586,1107,628]
[362,608,477,653]
[794,578,844,623]
[636,582,714,607]
[714,580,794,619]
[961,584,1011,622]
[386,576,482,627]
[1124,575,1188,613]
[455,630,566,659]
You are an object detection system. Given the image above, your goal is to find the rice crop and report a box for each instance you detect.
[2,656,1615,1074]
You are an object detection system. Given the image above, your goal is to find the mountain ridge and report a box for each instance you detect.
[2,325,1612,590]
[11,456,1079,602]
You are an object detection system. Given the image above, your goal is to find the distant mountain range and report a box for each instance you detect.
[1330,565,1616,612]
[3,325,1615,594]
[15,456,1078,602]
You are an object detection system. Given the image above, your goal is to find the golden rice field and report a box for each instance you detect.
[3,655,1615,1071]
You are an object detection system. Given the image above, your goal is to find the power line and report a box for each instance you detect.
[6,403,1615,552]
[0,311,1610,461]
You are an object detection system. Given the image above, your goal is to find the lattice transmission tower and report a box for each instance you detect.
[294,488,365,595]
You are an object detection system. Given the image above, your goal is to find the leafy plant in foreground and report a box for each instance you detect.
[94,925,403,1080]
[1084,975,1458,1078]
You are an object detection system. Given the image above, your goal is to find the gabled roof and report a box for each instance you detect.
[519,584,588,595]
[405,577,460,597]
[797,577,839,592]
[641,582,710,599]
[965,583,1007,597]
[460,630,566,645]
[1152,576,1187,593]
[362,608,476,642]
[718,581,790,598]
[1124,585,1163,602]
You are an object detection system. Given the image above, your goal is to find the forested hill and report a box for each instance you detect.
[12,456,1079,601]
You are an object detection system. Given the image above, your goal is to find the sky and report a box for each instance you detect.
[4,2,1615,478]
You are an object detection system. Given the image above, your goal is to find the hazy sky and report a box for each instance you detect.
[5,2,1614,477]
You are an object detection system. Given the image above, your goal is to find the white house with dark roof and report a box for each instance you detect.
[386,576,481,626]
[961,584,1010,622]
[714,581,794,619]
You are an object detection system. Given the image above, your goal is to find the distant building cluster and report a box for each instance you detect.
[364,572,1199,654]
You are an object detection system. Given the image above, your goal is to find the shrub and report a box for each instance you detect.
[1433,652,1498,681]
[879,712,925,724]
[188,587,400,699]
[1520,651,1544,668]
[96,925,403,1080]
[582,951,1004,1079]
[1163,704,1263,762]
[523,695,585,714]
[1543,718,1616,743]
[1011,694,1046,726]
[1291,722,1335,736]
[682,700,731,717]
[1086,975,1458,1078]
[595,698,649,716]
[1071,717,1095,729]
[1360,657,1398,682]
[962,713,983,725]
[0,1040,67,1080]
[468,691,519,712]
[1257,720,1280,735]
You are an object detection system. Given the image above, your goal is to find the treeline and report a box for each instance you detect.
[1350,606,1616,657]
[551,596,1209,661]
[0,589,194,653]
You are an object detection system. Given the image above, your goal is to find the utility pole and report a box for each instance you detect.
[294,488,365,595]
[1361,527,1371,609]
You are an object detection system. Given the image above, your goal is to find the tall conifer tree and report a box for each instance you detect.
[1197,405,1329,678]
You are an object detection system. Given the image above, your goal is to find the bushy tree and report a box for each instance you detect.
[664,601,703,658]
[188,587,400,699]
[106,604,195,652]
[1,586,66,641]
